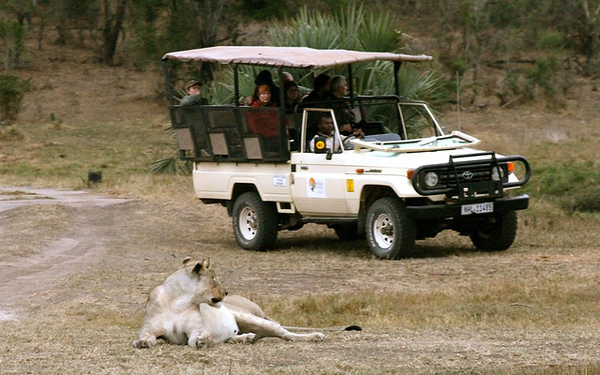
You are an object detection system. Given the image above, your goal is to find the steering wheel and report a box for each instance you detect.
[342,132,361,149]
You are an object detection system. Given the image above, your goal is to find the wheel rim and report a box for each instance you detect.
[373,213,394,249]
[238,206,257,240]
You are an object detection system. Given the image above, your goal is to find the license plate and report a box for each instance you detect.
[461,202,493,215]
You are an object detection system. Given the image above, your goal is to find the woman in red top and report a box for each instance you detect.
[252,84,277,107]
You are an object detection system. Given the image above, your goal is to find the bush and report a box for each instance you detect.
[524,161,600,215]
[0,74,29,121]
[0,21,25,69]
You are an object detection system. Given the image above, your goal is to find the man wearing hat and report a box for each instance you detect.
[181,80,208,106]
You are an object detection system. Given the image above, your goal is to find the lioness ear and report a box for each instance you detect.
[192,258,211,275]
[192,262,203,275]
[183,257,192,265]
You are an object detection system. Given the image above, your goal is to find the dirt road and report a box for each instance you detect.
[0,187,131,317]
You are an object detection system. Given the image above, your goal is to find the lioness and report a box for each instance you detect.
[133,257,324,348]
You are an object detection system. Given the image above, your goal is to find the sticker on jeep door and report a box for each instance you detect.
[273,174,287,187]
[307,177,326,198]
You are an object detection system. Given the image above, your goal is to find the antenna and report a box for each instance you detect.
[456,71,461,131]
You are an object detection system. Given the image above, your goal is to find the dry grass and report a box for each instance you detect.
[1,37,599,374]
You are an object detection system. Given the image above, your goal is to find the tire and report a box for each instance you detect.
[232,191,278,251]
[366,197,416,259]
[470,210,518,251]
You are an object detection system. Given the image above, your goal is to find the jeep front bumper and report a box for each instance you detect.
[406,194,529,220]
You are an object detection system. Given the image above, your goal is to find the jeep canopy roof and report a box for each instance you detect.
[162,46,433,68]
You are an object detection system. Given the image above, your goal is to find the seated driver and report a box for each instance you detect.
[310,114,336,152]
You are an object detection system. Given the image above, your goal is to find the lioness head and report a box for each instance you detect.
[181,257,227,306]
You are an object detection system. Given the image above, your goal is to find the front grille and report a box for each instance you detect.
[412,152,506,200]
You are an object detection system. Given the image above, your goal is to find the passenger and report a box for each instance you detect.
[303,73,331,103]
[284,81,302,112]
[282,71,294,83]
[245,70,281,107]
[310,114,336,152]
[327,75,364,138]
[252,84,277,108]
[180,80,208,106]
[283,71,310,97]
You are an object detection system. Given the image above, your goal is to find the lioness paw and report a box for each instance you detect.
[133,339,151,349]
[194,336,209,349]
[312,333,325,342]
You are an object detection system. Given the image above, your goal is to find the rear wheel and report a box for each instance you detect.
[470,211,517,251]
[232,191,278,251]
[366,197,416,259]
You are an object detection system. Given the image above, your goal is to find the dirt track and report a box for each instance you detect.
[0,187,131,315]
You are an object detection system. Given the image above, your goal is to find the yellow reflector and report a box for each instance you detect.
[347,179,354,192]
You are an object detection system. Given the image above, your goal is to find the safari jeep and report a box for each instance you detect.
[161,46,531,259]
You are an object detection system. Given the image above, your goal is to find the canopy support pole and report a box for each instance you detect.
[347,64,354,100]
[394,61,402,97]
[234,64,240,106]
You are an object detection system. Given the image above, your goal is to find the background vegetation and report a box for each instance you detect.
[1,0,599,214]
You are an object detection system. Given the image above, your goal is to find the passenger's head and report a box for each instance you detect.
[185,80,202,96]
[329,76,347,98]
[317,114,334,135]
[255,70,274,86]
[284,81,299,101]
[256,84,271,104]
[282,71,294,83]
[313,73,331,93]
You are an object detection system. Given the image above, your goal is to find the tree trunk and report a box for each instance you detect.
[102,0,128,66]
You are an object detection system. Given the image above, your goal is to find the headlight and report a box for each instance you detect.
[424,171,439,187]
[491,166,505,181]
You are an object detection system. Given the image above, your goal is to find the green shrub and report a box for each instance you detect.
[0,74,29,121]
[524,161,600,215]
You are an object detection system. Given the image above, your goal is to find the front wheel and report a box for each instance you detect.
[470,211,518,251]
[366,197,416,259]
[232,191,278,251]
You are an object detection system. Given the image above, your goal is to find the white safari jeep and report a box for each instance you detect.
[162,47,531,259]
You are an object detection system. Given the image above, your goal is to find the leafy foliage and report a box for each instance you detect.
[524,161,600,215]
[266,5,448,105]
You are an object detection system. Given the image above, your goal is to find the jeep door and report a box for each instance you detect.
[290,152,352,215]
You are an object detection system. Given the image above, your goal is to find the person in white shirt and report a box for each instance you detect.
[310,114,337,152]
